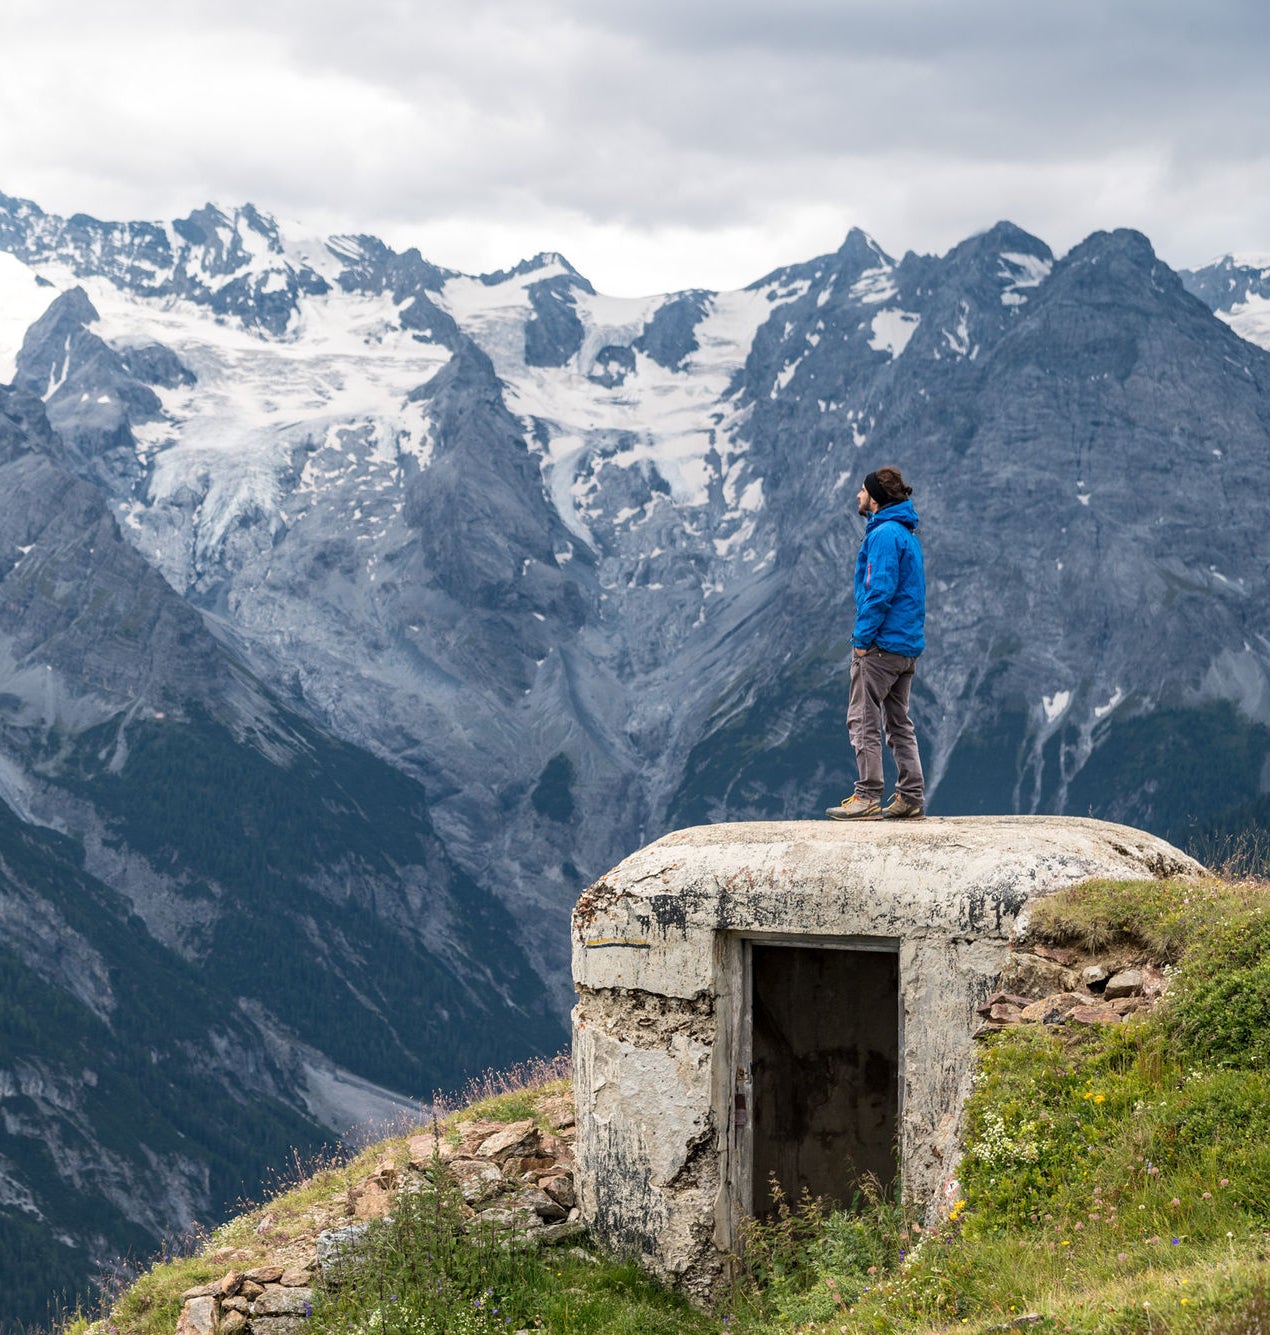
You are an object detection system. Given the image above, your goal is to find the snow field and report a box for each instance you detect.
[442,268,802,530]
[0,253,58,382]
[79,275,451,564]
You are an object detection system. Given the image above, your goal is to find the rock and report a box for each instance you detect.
[997,954,1080,998]
[536,1220,586,1245]
[1081,964,1110,989]
[214,1270,243,1297]
[1111,996,1148,1015]
[316,1222,374,1284]
[408,1132,459,1167]
[254,1284,314,1316]
[351,1178,394,1220]
[538,1094,576,1129]
[984,1315,1046,1332]
[450,1157,506,1204]
[1068,1004,1122,1025]
[221,1313,249,1335]
[239,1280,265,1300]
[250,1320,309,1335]
[175,1296,217,1335]
[452,1118,505,1152]
[279,1266,313,1286]
[473,1206,543,1231]
[1104,968,1145,999]
[507,1154,557,1179]
[1031,944,1080,966]
[181,1284,216,1300]
[976,992,1033,1014]
[222,1297,251,1315]
[245,1266,284,1284]
[981,1002,1024,1024]
[1018,992,1088,1023]
[1141,963,1169,998]
[476,1120,541,1162]
[510,1185,569,1222]
[538,1174,576,1209]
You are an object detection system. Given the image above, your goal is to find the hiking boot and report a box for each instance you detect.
[882,793,925,819]
[826,795,881,820]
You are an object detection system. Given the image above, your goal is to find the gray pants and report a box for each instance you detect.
[847,648,924,802]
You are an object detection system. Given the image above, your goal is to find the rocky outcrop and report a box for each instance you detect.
[177,1268,316,1335]
[171,1099,580,1335]
[0,377,564,1328]
[974,944,1170,1035]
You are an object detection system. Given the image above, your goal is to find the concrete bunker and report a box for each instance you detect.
[571,816,1199,1302]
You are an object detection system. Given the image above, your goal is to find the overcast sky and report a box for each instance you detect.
[1,0,1268,296]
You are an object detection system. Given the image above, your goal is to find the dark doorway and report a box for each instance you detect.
[751,943,899,1214]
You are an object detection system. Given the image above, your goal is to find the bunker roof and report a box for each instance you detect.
[573,815,1199,996]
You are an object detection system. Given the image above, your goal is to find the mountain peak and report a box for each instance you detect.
[836,227,893,271]
[982,220,1049,252]
[173,202,283,255]
[531,250,576,273]
[949,220,1053,267]
[1180,251,1270,317]
[0,188,43,221]
[482,251,589,288]
[38,283,99,329]
[1066,227,1159,268]
[1198,251,1270,273]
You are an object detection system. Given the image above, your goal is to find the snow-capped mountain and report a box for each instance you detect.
[5,190,1270,968]
[1181,251,1270,350]
[4,189,1270,1322]
[6,188,1270,967]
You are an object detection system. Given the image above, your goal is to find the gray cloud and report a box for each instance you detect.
[1,0,1268,293]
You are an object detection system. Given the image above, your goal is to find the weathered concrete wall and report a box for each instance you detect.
[571,816,1199,1302]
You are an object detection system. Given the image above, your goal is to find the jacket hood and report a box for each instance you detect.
[867,497,920,531]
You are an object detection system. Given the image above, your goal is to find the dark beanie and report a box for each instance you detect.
[864,471,890,507]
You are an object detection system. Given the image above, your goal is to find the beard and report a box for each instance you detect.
[858,500,871,517]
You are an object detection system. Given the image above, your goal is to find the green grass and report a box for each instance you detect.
[86,1256,221,1335]
[1026,874,1269,961]
[309,1185,713,1335]
[438,1056,573,1129]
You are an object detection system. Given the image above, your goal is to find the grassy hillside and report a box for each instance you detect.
[55,871,1270,1335]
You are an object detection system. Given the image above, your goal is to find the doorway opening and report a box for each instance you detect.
[749,942,900,1215]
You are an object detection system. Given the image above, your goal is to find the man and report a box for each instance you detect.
[827,466,926,820]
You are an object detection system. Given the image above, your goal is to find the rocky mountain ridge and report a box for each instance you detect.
[0,356,559,1326]
[3,190,1270,1325]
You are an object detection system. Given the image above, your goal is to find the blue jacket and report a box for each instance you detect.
[852,499,925,656]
